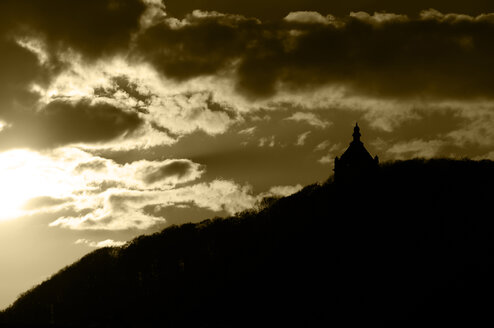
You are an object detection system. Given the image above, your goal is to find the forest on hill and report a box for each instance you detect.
[2,158,494,327]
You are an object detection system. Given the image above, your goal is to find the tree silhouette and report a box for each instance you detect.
[2,158,494,326]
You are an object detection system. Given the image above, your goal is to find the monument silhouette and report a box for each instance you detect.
[334,123,379,183]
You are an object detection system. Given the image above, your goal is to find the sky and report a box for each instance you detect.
[1,0,494,309]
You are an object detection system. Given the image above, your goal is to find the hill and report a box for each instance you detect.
[2,158,494,326]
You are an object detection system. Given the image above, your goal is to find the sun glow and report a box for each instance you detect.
[0,149,80,221]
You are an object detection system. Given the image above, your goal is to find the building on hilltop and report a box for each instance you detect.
[334,123,379,183]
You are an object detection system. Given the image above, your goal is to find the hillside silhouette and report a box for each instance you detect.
[2,158,494,326]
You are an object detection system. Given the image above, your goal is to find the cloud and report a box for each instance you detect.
[49,189,166,230]
[3,4,494,232]
[3,5,494,139]
[73,157,205,189]
[50,179,256,230]
[249,10,494,100]
[43,59,233,148]
[285,112,331,128]
[284,11,339,25]
[5,33,239,150]
[0,0,146,59]
[149,90,238,136]
[3,144,310,231]
[74,159,108,173]
[94,75,153,106]
[49,177,308,231]
[0,37,43,121]
[75,238,126,248]
[317,155,333,165]
[0,99,144,150]
[158,181,303,214]
[136,1,494,23]
[5,4,494,154]
[133,8,260,81]
[445,107,494,147]
[258,136,275,147]
[295,131,311,146]
[349,11,408,25]
[128,8,494,101]
[258,184,303,199]
[158,179,257,214]
[419,8,494,23]
[0,147,205,225]
[140,160,204,185]
[314,140,331,151]
[386,139,445,159]
[22,196,72,211]
[318,143,342,164]
[238,126,256,135]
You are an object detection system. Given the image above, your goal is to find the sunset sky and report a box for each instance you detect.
[2,0,494,309]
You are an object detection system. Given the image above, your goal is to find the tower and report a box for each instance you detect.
[334,123,379,183]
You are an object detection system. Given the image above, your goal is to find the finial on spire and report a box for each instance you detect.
[352,122,361,142]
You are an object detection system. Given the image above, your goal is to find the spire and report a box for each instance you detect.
[333,123,379,183]
[352,123,361,143]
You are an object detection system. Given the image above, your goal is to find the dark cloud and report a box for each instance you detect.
[276,14,494,99]
[2,2,493,109]
[0,2,493,107]
[0,0,146,120]
[268,15,494,99]
[0,99,143,150]
[0,39,43,118]
[132,12,284,97]
[0,0,146,59]
[110,76,153,105]
[0,1,493,152]
[134,13,260,80]
[134,10,494,100]
[93,75,153,111]
[142,160,200,184]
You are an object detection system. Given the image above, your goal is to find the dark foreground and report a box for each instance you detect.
[2,159,494,327]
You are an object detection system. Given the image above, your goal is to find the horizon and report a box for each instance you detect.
[2,0,494,309]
